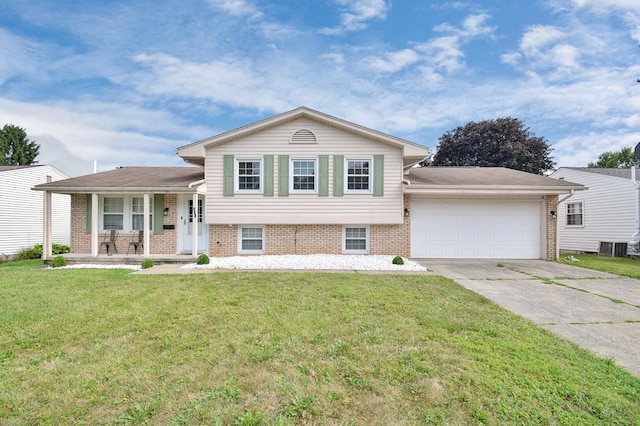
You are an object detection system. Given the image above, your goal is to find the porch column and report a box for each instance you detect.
[143,193,150,257]
[42,190,52,259]
[91,194,99,256]
[192,192,199,256]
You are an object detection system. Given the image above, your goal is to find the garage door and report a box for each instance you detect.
[411,199,541,259]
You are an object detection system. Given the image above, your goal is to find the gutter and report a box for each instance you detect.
[188,179,206,188]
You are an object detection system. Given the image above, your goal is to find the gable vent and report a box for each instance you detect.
[290,129,317,144]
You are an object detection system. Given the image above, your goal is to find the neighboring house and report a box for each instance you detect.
[0,165,70,258]
[550,167,637,254]
[34,107,583,261]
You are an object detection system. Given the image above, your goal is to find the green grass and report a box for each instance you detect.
[561,254,640,279]
[1,260,639,425]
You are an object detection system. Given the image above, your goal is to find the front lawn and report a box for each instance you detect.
[1,260,639,424]
[561,254,640,279]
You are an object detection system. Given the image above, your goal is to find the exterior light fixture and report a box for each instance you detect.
[404,208,410,217]
[550,210,557,220]
[163,207,169,217]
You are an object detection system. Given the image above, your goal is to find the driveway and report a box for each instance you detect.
[419,259,640,378]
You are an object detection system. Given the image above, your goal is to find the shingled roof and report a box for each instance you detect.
[33,167,204,193]
[560,167,632,179]
[405,167,584,192]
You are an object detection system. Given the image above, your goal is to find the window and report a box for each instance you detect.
[131,197,154,230]
[236,159,262,192]
[343,226,369,253]
[101,196,154,232]
[291,159,317,192]
[189,199,203,224]
[566,202,583,226]
[346,159,371,192]
[239,226,264,253]
[103,197,124,230]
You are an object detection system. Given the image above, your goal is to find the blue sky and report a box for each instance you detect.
[1,0,639,175]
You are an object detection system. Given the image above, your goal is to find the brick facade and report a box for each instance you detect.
[207,194,411,257]
[69,194,179,255]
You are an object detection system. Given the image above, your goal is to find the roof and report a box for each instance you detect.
[176,106,429,167]
[0,165,44,172]
[33,167,204,193]
[405,167,585,195]
[558,167,632,180]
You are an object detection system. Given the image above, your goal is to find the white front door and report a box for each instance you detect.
[179,194,207,254]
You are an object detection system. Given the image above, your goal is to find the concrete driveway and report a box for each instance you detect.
[419,259,640,378]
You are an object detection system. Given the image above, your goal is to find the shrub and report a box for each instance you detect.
[141,258,154,269]
[51,255,67,268]
[14,243,70,260]
[196,254,210,265]
[392,256,405,265]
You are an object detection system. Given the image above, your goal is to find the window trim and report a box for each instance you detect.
[344,158,373,194]
[235,157,263,194]
[238,225,265,254]
[342,225,370,254]
[566,201,584,227]
[100,195,154,232]
[290,157,318,193]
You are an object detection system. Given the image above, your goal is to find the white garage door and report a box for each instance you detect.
[411,199,541,259]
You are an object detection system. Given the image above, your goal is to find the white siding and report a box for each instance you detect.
[205,118,404,224]
[0,166,71,256]
[550,169,636,252]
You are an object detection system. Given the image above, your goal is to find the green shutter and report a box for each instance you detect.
[318,155,329,197]
[278,155,289,197]
[223,155,234,196]
[153,195,164,235]
[264,155,274,197]
[373,155,384,196]
[85,194,92,233]
[333,155,344,197]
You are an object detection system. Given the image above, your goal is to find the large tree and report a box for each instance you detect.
[587,147,635,168]
[0,124,40,166]
[426,117,554,175]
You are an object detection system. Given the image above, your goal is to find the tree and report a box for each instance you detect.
[0,124,40,166]
[587,147,635,168]
[425,117,554,175]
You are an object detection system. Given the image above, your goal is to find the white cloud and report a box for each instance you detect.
[206,0,263,20]
[0,97,208,174]
[366,49,421,73]
[320,0,390,34]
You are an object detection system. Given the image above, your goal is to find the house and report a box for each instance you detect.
[550,167,638,254]
[0,165,70,258]
[33,107,583,261]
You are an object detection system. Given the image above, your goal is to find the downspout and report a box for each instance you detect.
[554,189,575,260]
[630,167,640,255]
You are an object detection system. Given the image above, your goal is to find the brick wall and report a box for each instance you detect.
[546,195,559,260]
[69,194,178,254]
[207,195,411,257]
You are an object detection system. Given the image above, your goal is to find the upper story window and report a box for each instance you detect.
[291,159,317,192]
[236,159,262,192]
[566,202,583,226]
[346,159,371,192]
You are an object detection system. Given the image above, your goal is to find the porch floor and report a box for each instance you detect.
[45,253,197,266]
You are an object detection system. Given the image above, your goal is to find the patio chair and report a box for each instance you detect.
[99,230,118,255]
[127,230,144,255]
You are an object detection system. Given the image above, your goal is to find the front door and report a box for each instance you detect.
[179,194,207,254]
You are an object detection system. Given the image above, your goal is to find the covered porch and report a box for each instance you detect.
[33,166,207,263]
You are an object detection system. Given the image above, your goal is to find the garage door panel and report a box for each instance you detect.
[411,199,541,259]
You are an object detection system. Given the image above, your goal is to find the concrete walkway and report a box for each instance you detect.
[421,259,640,378]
